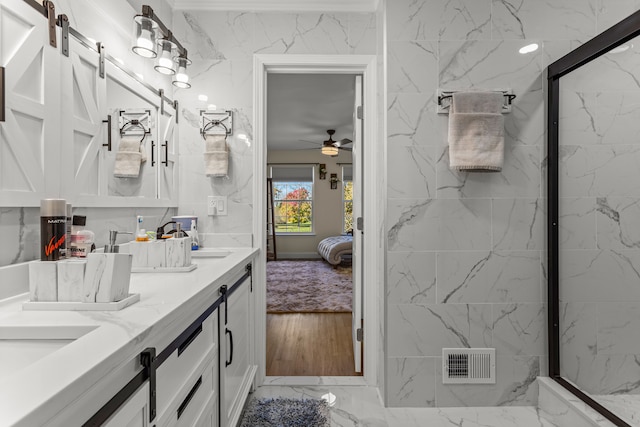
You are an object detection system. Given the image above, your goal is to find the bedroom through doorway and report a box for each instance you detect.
[264,72,363,377]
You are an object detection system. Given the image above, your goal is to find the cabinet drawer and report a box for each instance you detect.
[157,312,217,417]
[161,358,216,427]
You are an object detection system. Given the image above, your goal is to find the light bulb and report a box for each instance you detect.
[173,56,192,89]
[132,17,157,58]
[155,40,176,75]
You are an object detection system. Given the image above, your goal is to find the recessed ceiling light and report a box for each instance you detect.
[198,94,208,102]
[519,43,539,54]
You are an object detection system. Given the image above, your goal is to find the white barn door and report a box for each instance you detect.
[0,0,60,206]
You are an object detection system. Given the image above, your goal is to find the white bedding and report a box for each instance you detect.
[317,235,353,266]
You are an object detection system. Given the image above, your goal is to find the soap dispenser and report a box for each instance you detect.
[83,230,133,303]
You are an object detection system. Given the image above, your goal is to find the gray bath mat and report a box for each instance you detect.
[239,397,330,427]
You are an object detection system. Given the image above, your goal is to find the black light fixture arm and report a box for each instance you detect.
[139,5,188,60]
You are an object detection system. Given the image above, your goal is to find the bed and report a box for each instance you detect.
[317,235,353,266]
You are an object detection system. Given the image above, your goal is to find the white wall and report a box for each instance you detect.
[267,149,352,257]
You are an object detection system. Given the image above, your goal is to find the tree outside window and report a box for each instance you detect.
[270,165,314,234]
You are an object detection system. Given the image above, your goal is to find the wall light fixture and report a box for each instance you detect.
[132,5,191,88]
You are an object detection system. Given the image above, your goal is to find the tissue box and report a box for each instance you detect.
[83,253,133,303]
[57,259,86,302]
[29,261,58,302]
[130,237,192,269]
[130,241,166,268]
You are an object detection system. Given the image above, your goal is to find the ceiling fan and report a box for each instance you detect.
[298,129,352,156]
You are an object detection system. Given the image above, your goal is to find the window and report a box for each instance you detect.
[342,165,353,233]
[270,165,314,234]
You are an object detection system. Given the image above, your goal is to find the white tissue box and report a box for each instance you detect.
[29,261,58,302]
[83,253,132,303]
[130,241,166,268]
[130,237,192,269]
[57,259,87,302]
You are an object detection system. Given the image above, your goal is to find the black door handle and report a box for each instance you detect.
[225,328,233,367]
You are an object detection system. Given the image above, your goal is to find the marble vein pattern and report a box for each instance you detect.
[559,249,640,302]
[387,303,492,357]
[387,251,437,304]
[388,199,492,251]
[492,303,546,356]
[492,198,544,250]
[491,0,597,40]
[437,251,541,303]
[558,197,597,250]
[386,0,492,41]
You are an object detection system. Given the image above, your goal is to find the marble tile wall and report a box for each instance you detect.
[384,0,637,408]
[558,28,640,397]
[172,10,377,237]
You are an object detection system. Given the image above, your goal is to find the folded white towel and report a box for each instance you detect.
[205,134,227,152]
[448,92,505,172]
[204,134,229,177]
[114,136,145,178]
[204,151,229,177]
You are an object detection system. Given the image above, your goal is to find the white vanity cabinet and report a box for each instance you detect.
[102,382,150,427]
[219,268,256,427]
[155,310,218,427]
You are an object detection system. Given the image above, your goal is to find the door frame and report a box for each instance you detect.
[252,54,379,386]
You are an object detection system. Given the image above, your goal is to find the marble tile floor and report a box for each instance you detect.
[594,394,639,426]
[247,385,560,427]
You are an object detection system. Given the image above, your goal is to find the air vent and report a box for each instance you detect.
[442,348,495,384]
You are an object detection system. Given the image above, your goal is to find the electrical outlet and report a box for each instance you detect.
[207,196,228,216]
[207,196,217,215]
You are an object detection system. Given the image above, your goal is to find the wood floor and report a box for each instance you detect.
[266,312,362,377]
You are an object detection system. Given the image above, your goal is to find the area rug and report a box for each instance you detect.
[239,397,330,427]
[267,260,352,312]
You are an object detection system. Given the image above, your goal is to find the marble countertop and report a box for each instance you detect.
[0,247,258,427]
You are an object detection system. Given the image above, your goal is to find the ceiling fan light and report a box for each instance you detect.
[321,145,339,156]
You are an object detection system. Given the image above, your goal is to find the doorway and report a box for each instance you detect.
[265,73,361,377]
[252,55,379,386]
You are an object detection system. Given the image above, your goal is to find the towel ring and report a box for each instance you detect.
[120,120,149,143]
[201,120,229,140]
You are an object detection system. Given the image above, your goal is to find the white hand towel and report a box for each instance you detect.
[448,91,505,172]
[204,134,229,177]
[114,136,144,178]
[204,151,229,177]
[205,134,227,152]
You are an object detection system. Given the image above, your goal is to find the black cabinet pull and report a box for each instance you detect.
[0,66,4,122]
[225,328,234,367]
[102,114,112,151]
[151,140,155,166]
[177,376,202,419]
[162,141,169,166]
[178,324,202,357]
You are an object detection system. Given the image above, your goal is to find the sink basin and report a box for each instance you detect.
[191,249,231,258]
[0,325,98,379]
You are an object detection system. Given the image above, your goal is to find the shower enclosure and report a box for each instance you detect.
[548,9,640,427]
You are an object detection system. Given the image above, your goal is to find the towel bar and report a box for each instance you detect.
[437,89,516,114]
